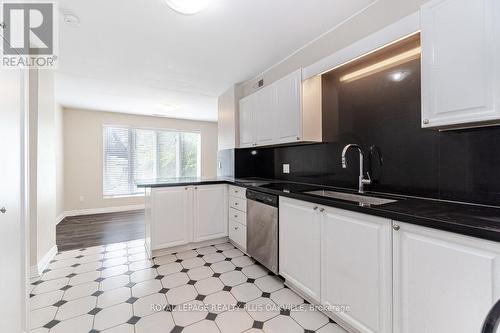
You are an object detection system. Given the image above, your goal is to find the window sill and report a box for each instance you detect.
[103,193,145,199]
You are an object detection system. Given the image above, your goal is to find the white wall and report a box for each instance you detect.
[55,103,64,220]
[240,0,429,97]
[36,69,57,261]
[29,69,57,270]
[63,108,218,212]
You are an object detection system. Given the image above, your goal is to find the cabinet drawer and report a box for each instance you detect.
[229,207,246,225]
[229,219,246,250]
[229,197,247,212]
[229,186,246,199]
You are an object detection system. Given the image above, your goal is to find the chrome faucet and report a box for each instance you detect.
[342,144,372,193]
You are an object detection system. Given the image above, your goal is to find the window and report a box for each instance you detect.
[103,126,201,196]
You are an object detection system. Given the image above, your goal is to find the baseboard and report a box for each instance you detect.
[228,240,248,255]
[30,245,58,278]
[61,204,145,220]
[152,237,229,258]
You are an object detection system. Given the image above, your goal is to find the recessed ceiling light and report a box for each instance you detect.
[164,0,212,15]
[63,14,80,26]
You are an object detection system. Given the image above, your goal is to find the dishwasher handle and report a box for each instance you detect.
[482,299,500,333]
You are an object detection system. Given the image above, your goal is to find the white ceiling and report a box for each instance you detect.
[56,0,374,121]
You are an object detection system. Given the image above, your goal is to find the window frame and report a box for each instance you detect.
[102,124,202,198]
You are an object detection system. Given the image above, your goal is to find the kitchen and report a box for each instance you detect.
[4,0,500,332]
[138,2,500,332]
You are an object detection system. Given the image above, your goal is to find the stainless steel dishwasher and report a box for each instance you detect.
[246,189,279,274]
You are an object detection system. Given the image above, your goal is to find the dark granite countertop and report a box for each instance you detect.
[137,177,500,243]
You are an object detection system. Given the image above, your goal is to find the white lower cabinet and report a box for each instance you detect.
[279,197,392,331]
[228,186,247,250]
[279,197,500,333]
[393,221,500,333]
[146,185,228,251]
[279,197,321,302]
[321,207,392,333]
[193,185,228,242]
[151,186,192,249]
[229,219,246,249]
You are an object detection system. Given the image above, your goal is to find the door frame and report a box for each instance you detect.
[2,68,31,333]
[21,69,30,333]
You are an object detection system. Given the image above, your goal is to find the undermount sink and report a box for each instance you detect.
[304,190,397,206]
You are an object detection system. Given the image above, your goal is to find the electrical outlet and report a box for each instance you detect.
[283,164,290,174]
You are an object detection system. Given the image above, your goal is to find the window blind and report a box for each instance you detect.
[103,126,201,196]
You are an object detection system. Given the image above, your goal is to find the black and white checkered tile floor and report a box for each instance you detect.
[30,240,347,333]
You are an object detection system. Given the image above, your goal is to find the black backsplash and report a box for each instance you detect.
[235,58,500,206]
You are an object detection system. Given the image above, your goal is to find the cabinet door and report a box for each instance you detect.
[421,0,500,128]
[229,219,246,251]
[255,87,276,145]
[239,96,256,148]
[193,185,228,242]
[275,69,302,142]
[393,222,500,333]
[217,86,237,150]
[279,197,321,302]
[321,207,392,333]
[152,187,192,249]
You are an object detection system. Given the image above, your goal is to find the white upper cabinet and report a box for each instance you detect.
[274,70,302,143]
[321,207,392,333]
[239,96,257,148]
[239,69,323,147]
[255,87,276,145]
[217,86,239,150]
[393,222,500,333]
[421,0,500,128]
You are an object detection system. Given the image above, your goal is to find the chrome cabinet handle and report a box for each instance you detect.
[0,207,6,214]
[319,208,325,212]
[194,187,198,190]
[423,119,430,125]
[393,224,400,231]
[313,206,318,211]
[235,226,239,230]
[234,215,238,218]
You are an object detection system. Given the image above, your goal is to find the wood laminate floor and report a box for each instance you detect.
[56,210,145,251]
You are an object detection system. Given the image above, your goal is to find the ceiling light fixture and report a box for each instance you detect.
[164,0,212,15]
